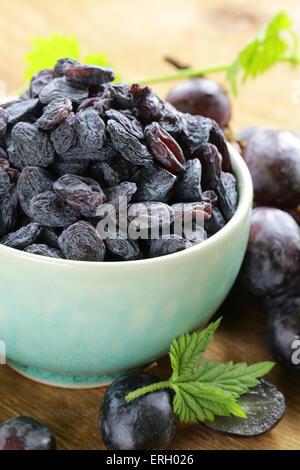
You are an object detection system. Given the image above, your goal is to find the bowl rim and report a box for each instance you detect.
[0,143,253,267]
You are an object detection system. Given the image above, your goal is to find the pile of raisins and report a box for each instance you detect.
[0,58,237,261]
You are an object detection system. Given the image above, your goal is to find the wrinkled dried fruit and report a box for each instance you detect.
[29,191,80,227]
[36,98,72,130]
[64,64,115,87]
[39,77,89,104]
[12,123,55,167]
[106,109,144,140]
[1,222,42,249]
[195,143,222,189]
[172,159,202,202]
[53,58,80,78]
[149,235,192,258]
[50,112,76,154]
[216,172,238,221]
[134,167,176,203]
[75,109,106,152]
[30,68,53,98]
[59,220,106,261]
[145,122,185,174]
[6,99,40,125]
[25,243,64,259]
[17,166,54,216]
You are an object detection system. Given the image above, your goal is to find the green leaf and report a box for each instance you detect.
[24,34,80,80]
[24,33,121,83]
[188,360,275,397]
[169,317,221,380]
[172,382,247,423]
[227,12,300,95]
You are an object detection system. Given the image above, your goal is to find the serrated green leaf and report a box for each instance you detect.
[227,12,300,95]
[24,34,80,80]
[171,382,247,423]
[169,317,222,380]
[24,33,121,83]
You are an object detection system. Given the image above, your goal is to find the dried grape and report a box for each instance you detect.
[58,220,106,261]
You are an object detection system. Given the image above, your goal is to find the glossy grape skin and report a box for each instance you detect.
[99,373,176,450]
[241,207,300,298]
[0,416,56,450]
[244,129,300,208]
[263,279,300,370]
[166,77,231,129]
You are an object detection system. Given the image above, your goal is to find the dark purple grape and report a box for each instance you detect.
[105,109,144,140]
[53,58,80,78]
[262,279,300,370]
[53,174,106,217]
[0,107,8,138]
[215,172,238,221]
[17,166,54,216]
[64,64,115,87]
[39,77,89,104]
[241,208,300,298]
[29,191,80,227]
[36,98,72,130]
[6,99,40,125]
[75,109,106,152]
[134,167,176,203]
[24,243,64,259]
[107,119,153,168]
[172,159,202,202]
[149,234,192,258]
[244,129,300,208]
[0,166,11,196]
[167,77,231,129]
[204,380,285,437]
[30,68,53,98]
[145,122,185,174]
[50,112,76,154]
[205,207,226,236]
[195,143,222,189]
[0,416,56,450]
[12,123,55,167]
[58,220,106,261]
[0,186,18,236]
[99,373,176,450]
[1,222,42,249]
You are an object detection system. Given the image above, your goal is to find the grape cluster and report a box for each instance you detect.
[0,59,237,262]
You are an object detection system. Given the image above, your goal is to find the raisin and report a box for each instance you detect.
[108,84,133,109]
[134,167,176,203]
[7,145,24,171]
[128,202,175,234]
[202,190,218,206]
[78,96,112,116]
[64,64,115,87]
[195,143,222,189]
[130,86,164,123]
[29,191,80,227]
[172,159,202,202]
[149,235,192,258]
[6,99,40,125]
[216,172,238,221]
[105,236,141,261]
[75,109,106,152]
[180,113,211,158]
[50,112,76,154]
[53,58,80,78]
[12,122,55,167]
[104,181,137,215]
[24,243,64,258]
[30,68,53,98]
[0,107,8,138]
[36,98,72,130]
[158,102,184,139]
[205,207,226,236]
[17,166,54,216]
[105,109,144,140]
[58,220,106,261]
[210,121,232,172]
[183,221,207,245]
[49,156,89,177]
[145,122,185,174]
[90,157,130,188]
[53,174,106,217]
[107,119,153,168]
[39,77,89,104]
[1,222,42,249]
[172,202,212,221]
[0,185,18,236]
[40,227,61,249]
[0,166,11,196]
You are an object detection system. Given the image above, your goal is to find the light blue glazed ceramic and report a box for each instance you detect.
[0,144,253,388]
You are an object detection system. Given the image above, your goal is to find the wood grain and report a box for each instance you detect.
[0,0,299,451]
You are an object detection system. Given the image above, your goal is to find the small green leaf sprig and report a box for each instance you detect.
[125,318,274,423]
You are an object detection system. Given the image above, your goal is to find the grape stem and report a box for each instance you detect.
[125,381,171,401]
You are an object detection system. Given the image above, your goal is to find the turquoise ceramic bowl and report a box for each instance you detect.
[0,144,253,388]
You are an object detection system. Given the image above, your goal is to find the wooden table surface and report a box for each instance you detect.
[0,0,299,451]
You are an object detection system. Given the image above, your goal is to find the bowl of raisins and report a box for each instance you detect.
[0,59,252,387]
